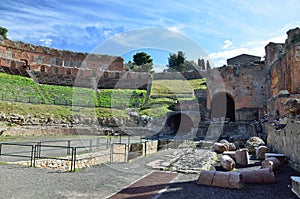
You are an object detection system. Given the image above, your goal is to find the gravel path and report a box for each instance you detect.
[0,147,299,199]
[0,149,178,199]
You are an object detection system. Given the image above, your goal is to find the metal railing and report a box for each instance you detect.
[0,135,186,171]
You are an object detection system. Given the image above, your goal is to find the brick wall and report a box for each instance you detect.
[206,63,268,121]
[0,38,125,72]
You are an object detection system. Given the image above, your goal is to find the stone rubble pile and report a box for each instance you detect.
[196,136,295,191]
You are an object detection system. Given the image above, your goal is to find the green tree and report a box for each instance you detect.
[0,26,8,39]
[167,51,196,72]
[130,52,153,72]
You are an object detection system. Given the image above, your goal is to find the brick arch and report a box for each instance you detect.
[211,92,235,122]
[165,113,193,135]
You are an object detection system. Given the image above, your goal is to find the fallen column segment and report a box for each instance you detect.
[237,168,276,184]
[261,157,281,171]
[197,170,243,189]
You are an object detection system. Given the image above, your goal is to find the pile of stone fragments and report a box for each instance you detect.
[197,136,300,197]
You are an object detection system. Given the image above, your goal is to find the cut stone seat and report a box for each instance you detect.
[265,153,286,164]
[291,176,300,198]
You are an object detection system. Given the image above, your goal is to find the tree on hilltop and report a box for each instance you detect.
[126,52,153,72]
[167,51,197,72]
[0,26,8,39]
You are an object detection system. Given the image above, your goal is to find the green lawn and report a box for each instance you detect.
[0,72,206,118]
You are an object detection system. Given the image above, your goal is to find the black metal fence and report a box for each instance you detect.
[0,135,186,172]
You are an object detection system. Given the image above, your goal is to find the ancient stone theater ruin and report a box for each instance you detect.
[0,27,300,172]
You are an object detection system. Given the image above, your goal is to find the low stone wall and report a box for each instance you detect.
[265,119,300,172]
[12,149,111,171]
[113,140,158,161]
[12,141,158,171]
[144,140,158,155]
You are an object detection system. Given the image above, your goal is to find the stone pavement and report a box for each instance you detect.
[1,144,299,198]
[0,145,217,199]
[147,148,217,174]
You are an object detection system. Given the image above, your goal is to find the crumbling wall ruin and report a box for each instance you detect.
[265,28,300,119]
[0,39,152,89]
[205,62,267,122]
[265,119,300,172]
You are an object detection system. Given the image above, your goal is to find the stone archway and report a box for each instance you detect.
[211,92,236,122]
[165,113,194,135]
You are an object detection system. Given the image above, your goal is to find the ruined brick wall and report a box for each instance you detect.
[267,94,300,119]
[26,67,150,89]
[0,39,125,71]
[153,71,203,80]
[265,28,300,116]
[0,39,152,89]
[206,63,268,121]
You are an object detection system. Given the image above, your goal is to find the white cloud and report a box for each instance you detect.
[167,24,185,33]
[39,38,52,46]
[222,40,233,49]
[209,33,287,67]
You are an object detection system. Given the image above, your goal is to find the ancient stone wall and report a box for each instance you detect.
[153,71,203,80]
[264,28,300,117]
[206,63,268,122]
[267,94,300,119]
[265,119,300,172]
[0,39,153,89]
[0,39,124,71]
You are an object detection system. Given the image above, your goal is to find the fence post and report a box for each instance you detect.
[38,142,41,158]
[73,148,77,172]
[89,140,92,152]
[70,147,74,171]
[31,145,35,167]
[67,140,71,155]
[110,144,113,163]
[0,143,2,158]
[97,137,100,149]
[125,144,127,162]
[144,141,147,157]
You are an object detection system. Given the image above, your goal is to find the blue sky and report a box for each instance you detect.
[1,0,299,71]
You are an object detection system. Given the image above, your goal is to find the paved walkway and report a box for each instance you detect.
[0,148,192,199]
[0,146,299,199]
[108,171,178,199]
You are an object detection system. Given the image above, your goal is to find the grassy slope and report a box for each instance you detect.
[0,72,206,118]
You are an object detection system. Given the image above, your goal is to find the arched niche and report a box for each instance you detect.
[211,92,236,122]
[165,113,193,135]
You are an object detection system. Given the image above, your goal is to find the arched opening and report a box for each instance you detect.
[165,113,193,135]
[211,92,235,122]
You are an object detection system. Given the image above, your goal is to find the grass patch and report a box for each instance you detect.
[39,84,98,107]
[0,72,207,119]
[0,72,44,103]
[98,89,146,108]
